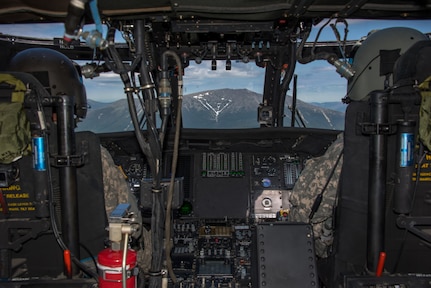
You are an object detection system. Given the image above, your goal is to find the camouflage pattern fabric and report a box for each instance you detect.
[139,226,152,274]
[289,133,343,258]
[101,146,135,219]
[100,146,149,270]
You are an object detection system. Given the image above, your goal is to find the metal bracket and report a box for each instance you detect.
[397,215,431,244]
[361,122,397,135]
[0,219,50,251]
[52,154,85,167]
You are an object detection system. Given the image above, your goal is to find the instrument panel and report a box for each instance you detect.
[106,149,305,220]
[99,129,337,287]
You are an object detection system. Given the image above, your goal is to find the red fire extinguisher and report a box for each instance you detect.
[97,247,137,288]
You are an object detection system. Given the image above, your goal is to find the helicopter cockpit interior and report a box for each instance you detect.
[0,1,431,287]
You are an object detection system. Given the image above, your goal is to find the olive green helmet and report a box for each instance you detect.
[8,48,87,118]
[347,27,428,101]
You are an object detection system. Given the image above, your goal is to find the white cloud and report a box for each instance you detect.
[98,72,121,79]
[182,60,265,95]
[185,60,263,80]
[0,23,64,39]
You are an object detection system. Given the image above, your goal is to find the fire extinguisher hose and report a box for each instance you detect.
[122,232,129,288]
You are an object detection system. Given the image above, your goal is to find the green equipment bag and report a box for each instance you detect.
[0,74,31,164]
[392,40,431,151]
[419,76,431,151]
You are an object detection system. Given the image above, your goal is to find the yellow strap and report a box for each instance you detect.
[419,75,431,90]
[0,73,27,102]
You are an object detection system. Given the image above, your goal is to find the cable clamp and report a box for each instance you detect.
[139,84,155,90]
[361,122,396,135]
[152,188,163,193]
[148,270,163,277]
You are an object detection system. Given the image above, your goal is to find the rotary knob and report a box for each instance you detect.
[262,197,272,208]
[261,177,271,188]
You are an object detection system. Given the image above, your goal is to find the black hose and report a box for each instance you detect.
[134,20,164,288]
[160,50,183,284]
[290,74,298,127]
[296,18,338,65]
[144,31,156,72]
[296,29,313,64]
[278,41,297,126]
[105,24,183,288]
[105,31,153,156]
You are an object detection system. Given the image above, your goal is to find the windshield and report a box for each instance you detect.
[1,20,430,132]
[182,61,264,129]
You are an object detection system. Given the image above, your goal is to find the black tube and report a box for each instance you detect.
[366,90,388,273]
[144,32,156,72]
[135,20,164,288]
[393,120,416,214]
[291,74,298,127]
[57,95,80,276]
[161,50,183,284]
[296,20,338,65]
[135,20,162,187]
[278,42,297,127]
[104,28,153,163]
[296,30,313,64]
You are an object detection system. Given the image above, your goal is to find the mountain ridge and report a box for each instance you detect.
[77,88,345,133]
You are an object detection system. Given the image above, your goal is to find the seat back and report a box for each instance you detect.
[331,39,431,286]
[0,72,107,279]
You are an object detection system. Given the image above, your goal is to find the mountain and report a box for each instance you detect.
[87,99,112,110]
[310,101,347,113]
[182,89,345,130]
[76,88,345,133]
[182,89,261,129]
[77,98,137,133]
[287,100,345,130]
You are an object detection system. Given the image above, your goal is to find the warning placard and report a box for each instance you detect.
[0,184,36,216]
[412,154,431,182]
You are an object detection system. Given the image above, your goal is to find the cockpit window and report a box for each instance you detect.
[182,60,264,129]
[1,20,430,133]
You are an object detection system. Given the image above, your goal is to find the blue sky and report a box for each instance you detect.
[1,19,430,103]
